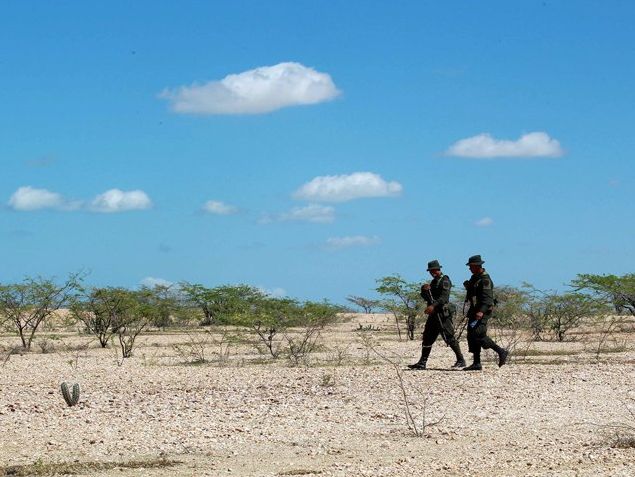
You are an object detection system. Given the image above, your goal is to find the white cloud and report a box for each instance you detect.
[259,203,336,224]
[475,217,494,227]
[9,186,153,213]
[8,186,78,211]
[159,62,341,115]
[446,132,564,158]
[292,172,403,203]
[325,235,381,250]
[203,200,240,215]
[140,277,173,288]
[88,189,152,213]
[258,286,287,298]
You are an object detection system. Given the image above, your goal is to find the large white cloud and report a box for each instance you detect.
[259,203,335,224]
[292,172,403,203]
[325,235,381,250]
[8,186,78,211]
[160,62,341,115]
[203,200,240,215]
[88,189,153,213]
[446,132,564,158]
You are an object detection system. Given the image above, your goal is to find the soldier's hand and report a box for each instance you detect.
[463,280,469,289]
[424,305,434,315]
[476,311,484,319]
[421,284,431,291]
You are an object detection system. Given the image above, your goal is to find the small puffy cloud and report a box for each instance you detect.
[160,62,341,115]
[203,200,241,215]
[258,286,287,298]
[475,217,494,227]
[259,203,335,224]
[140,277,173,288]
[292,172,403,203]
[325,235,381,250]
[446,132,564,158]
[8,186,78,211]
[88,189,152,213]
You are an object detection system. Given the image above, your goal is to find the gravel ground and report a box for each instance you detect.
[1,316,634,476]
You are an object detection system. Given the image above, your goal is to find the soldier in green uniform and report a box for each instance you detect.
[463,255,509,371]
[408,260,465,370]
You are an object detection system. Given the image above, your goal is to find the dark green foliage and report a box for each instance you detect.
[178,282,267,325]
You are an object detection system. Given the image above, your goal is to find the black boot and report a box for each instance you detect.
[452,358,466,368]
[450,342,465,368]
[498,348,509,367]
[408,345,431,370]
[407,360,427,370]
[464,352,481,371]
[463,362,482,371]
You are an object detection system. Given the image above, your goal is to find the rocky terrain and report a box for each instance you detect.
[1,314,634,476]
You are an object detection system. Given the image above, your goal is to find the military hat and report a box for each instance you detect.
[426,260,442,271]
[466,255,485,266]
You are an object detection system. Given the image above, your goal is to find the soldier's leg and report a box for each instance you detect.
[480,326,509,368]
[464,321,484,371]
[441,317,465,367]
[408,317,439,369]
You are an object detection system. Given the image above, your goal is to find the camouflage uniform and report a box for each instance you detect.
[409,260,464,369]
[464,255,508,370]
[465,270,498,353]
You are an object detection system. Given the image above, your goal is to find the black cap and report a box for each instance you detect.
[466,255,485,266]
[426,260,442,271]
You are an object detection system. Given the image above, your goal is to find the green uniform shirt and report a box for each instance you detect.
[422,274,452,313]
[466,270,495,315]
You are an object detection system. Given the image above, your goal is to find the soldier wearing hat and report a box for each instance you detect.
[463,255,509,371]
[408,260,465,370]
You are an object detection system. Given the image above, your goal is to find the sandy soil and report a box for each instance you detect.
[1,314,634,476]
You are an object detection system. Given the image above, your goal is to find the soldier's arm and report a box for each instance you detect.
[478,276,495,313]
[420,284,433,305]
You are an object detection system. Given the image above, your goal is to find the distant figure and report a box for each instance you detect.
[408,260,465,370]
[463,255,508,371]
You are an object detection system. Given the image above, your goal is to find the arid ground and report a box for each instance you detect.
[1,313,634,476]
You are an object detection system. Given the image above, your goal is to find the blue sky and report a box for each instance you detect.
[2,1,634,303]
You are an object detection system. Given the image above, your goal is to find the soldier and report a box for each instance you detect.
[463,255,509,371]
[408,260,465,370]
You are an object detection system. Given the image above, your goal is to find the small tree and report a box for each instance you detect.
[571,274,635,317]
[524,285,608,342]
[140,284,178,329]
[284,300,341,366]
[0,273,81,350]
[71,287,153,358]
[70,286,129,348]
[178,282,265,325]
[376,274,423,340]
[346,295,380,313]
[248,297,299,359]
